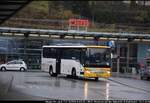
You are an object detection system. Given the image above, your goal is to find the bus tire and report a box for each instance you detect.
[53,73,58,77]
[71,68,76,78]
[49,66,54,77]
[95,77,98,81]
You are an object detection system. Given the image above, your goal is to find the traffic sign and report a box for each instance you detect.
[69,19,89,27]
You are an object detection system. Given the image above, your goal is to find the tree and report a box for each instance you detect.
[130,0,137,8]
[61,1,91,18]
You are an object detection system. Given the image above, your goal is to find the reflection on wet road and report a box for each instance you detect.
[0,71,150,100]
[84,82,88,99]
[19,76,109,100]
[106,83,109,100]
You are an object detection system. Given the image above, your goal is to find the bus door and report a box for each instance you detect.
[56,49,61,74]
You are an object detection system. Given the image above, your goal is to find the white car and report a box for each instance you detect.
[0,60,27,71]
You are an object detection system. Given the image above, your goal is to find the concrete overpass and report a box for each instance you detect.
[0,0,32,25]
[0,27,150,42]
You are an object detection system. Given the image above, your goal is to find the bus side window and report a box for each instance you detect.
[43,47,50,58]
[72,49,81,60]
[43,48,56,58]
[62,49,71,59]
[50,48,56,58]
[62,49,80,60]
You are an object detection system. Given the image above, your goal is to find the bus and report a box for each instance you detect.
[41,43,112,81]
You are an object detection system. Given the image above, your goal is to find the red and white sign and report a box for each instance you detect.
[69,19,89,27]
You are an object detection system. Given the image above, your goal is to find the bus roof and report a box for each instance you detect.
[42,45,110,49]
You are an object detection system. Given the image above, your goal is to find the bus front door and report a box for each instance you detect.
[56,50,61,74]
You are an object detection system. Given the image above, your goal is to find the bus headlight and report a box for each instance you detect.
[85,70,91,74]
[107,71,110,74]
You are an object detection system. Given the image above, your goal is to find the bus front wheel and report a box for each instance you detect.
[71,68,76,78]
[49,66,54,77]
[95,77,99,81]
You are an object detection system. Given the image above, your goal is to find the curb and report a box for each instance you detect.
[117,75,141,80]
[108,78,150,93]
[111,73,141,80]
[26,70,43,72]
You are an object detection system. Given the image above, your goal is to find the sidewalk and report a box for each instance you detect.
[27,69,42,72]
[109,76,150,93]
[111,72,141,80]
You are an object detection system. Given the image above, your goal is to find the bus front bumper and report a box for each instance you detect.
[83,70,111,78]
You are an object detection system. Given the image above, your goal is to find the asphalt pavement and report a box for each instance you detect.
[0,71,149,100]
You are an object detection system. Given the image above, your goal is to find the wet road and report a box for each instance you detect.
[0,71,150,100]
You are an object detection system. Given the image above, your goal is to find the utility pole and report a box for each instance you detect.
[117,43,120,76]
[24,33,29,69]
[126,42,130,74]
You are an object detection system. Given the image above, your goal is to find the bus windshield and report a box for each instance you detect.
[84,48,111,67]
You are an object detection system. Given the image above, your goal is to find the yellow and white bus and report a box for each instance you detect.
[41,44,112,81]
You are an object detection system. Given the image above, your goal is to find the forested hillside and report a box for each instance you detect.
[2,1,150,33]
